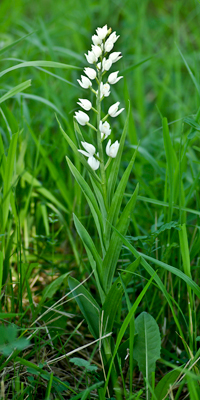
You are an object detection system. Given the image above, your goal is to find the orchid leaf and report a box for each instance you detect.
[68,276,100,339]
[102,257,141,333]
[102,183,139,293]
[57,117,101,184]
[105,146,138,245]
[107,104,130,205]
[67,158,105,252]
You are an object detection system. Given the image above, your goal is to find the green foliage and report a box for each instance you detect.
[0,325,30,356]
[133,312,161,396]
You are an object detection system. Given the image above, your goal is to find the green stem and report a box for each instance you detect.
[96,69,108,210]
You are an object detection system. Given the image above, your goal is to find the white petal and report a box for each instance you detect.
[81,141,96,156]
[88,156,100,170]
[77,99,92,111]
[75,111,90,125]
[84,67,96,80]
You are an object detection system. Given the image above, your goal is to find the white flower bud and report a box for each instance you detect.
[92,34,102,45]
[108,102,124,117]
[102,57,112,71]
[96,24,108,40]
[99,120,111,139]
[77,99,92,111]
[77,75,92,89]
[85,50,98,64]
[104,39,114,53]
[109,52,122,63]
[108,71,123,84]
[74,111,89,126]
[91,45,102,58]
[106,139,120,158]
[109,31,120,44]
[84,67,97,80]
[100,82,110,98]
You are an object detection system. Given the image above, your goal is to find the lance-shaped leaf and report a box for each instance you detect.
[102,257,141,333]
[67,158,105,253]
[102,183,139,293]
[133,312,161,391]
[105,146,138,245]
[57,117,101,184]
[73,214,105,302]
[68,276,100,339]
[2,132,18,232]
[107,105,130,206]
[154,369,180,399]
[0,80,31,104]
[0,60,81,78]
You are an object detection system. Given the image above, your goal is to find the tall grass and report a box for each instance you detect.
[1,0,200,398]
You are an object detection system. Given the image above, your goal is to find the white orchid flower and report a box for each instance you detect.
[77,75,92,89]
[85,50,98,64]
[106,139,120,158]
[78,142,100,170]
[99,121,111,139]
[84,67,97,80]
[100,82,110,98]
[92,34,102,45]
[96,24,108,40]
[91,45,102,58]
[108,101,124,117]
[74,111,89,126]
[108,71,123,84]
[109,31,120,44]
[77,99,92,111]
[109,51,122,63]
[104,39,114,53]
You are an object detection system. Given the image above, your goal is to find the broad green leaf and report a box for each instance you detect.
[102,183,139,293]
[102,257,141,333]
[133,312,161,387]
[107,225,189,352]
[103,274,155,395]
[70,357,97,372]
[0,80,31,104]
[107,105,130,205]
[106,147,138,244]
[0,325,30,356]
[67,157,105,251]
[41,272,69,302]
[154,369,180,399]
[0,60,81,78]
[68,276,100,339]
